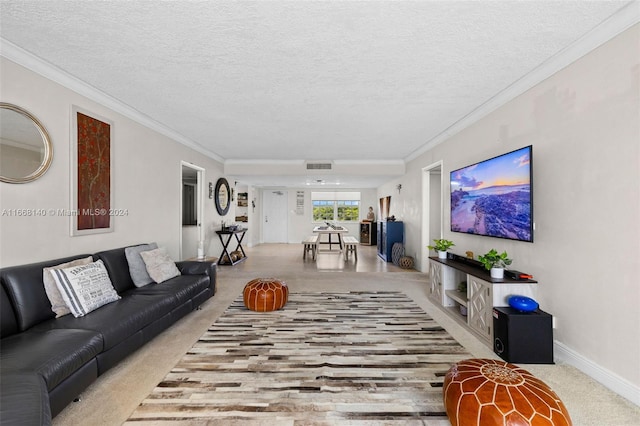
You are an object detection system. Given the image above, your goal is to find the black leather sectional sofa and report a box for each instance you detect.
[0,244,216,425]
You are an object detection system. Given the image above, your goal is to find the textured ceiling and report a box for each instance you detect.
[0,1,633,187]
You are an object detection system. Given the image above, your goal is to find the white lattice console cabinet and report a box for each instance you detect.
[428,256,538,347]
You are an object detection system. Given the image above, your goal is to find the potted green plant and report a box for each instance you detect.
[478,249,512,279]
[428,239,455,259]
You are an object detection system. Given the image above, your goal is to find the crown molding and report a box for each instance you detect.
[332,159,405,166]
[224,159,305,165]
[225,159,405,167]
[0,38,225,163]
[405,1,640,163]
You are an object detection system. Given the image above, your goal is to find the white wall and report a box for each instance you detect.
[0,58,233,266]
[247,186,260,247]
[380,25,640,400]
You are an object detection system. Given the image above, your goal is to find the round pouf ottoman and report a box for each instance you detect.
[243,278,288,312]
[443,358,572,426]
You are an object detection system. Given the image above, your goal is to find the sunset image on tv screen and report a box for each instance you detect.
[450,146,532,242]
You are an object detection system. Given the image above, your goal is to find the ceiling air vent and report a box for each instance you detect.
[306,162,332,170]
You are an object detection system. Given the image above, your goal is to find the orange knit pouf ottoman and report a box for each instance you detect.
[443,358,572,426]
[243,278,288,312]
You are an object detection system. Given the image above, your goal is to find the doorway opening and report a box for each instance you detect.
[421,161,443,272]
[180,162,204,260]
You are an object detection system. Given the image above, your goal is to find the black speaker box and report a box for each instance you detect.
[493,307,554,364]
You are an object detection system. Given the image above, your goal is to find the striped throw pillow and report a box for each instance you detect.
[51,259,120,317]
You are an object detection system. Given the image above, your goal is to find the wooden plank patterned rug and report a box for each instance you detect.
[125,291,471,425]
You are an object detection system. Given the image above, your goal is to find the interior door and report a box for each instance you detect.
[262,190,288,243]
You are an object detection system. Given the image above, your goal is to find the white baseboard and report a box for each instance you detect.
[554,340,640,407]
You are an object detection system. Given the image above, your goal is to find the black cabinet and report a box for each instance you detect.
[493,307,553,364]
[377,221,403,262]
[360,221,377,245]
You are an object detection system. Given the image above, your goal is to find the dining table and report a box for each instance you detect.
[313,225,349,253]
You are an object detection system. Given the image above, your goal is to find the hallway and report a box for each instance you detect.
[218,242,415,273]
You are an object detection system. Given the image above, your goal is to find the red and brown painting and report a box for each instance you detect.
[76,112,110,230]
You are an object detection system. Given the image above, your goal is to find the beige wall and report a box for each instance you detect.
[0,58,229,266]
[381,25,640,396]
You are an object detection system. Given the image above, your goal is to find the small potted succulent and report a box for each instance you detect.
[478,249,512,279]
[428,239,455,259]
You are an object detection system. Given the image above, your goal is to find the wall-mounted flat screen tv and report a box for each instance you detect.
[450,145,533,242]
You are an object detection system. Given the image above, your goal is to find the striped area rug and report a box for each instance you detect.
[125,291,471,425]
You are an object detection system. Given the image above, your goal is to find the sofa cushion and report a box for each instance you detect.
[140,247,181,284]
[0,372,52,426]
[43,256,94,317]
[0,328,103,391]
[51,260,121,318]
[125,243,158,287]
[33,292,178,350]
[0,254,93,331]
[93,246,137,294]
[1,285,18,338]
[131,274,210,306]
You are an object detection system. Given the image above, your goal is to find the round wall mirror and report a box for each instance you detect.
[214,177,230,215]
[0,103,53,183]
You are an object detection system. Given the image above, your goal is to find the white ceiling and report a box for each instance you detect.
[0,1,635,188]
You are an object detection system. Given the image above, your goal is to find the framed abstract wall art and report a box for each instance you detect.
[71,106,114,236]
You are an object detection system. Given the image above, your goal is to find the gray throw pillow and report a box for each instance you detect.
[125,243,158,287]
[140,247,181,284]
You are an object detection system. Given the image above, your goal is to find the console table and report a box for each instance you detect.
[216,229,247,266]
[428,256,538,347]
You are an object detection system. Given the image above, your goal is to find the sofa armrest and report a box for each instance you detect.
[0,372,52,426]
[176,261,217,296]
[175,261,216,277]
